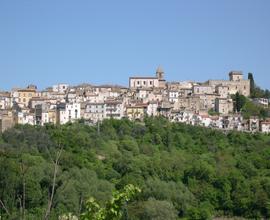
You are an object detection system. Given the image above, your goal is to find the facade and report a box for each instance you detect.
[129,66,166,89]
[0,111,15,132]
[129,76,159,89]
[193,85,214,95]
[206,71,250,97]
[56,103,80,124]
[104,100,124,119]
[0,92,12,109]
[126,104,148,120]
[216,85,229,99]
[53,84,69,93]
[84,102,105,123]
[168,91,179,103]
[260,121,270,133]
[215,98,234,115]
[16,87,37,107]
[253,98,269,107]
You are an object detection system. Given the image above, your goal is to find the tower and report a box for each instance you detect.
[156,66,164,80]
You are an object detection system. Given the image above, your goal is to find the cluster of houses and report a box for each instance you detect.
[1,67,270,133]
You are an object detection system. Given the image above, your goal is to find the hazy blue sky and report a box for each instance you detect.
[0,0,270,90]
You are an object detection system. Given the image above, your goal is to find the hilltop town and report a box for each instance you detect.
[1,67,269,133]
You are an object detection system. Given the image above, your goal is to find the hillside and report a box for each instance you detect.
[1,117,270,219]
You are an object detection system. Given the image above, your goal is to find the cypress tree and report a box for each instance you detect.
[248,73,255,97]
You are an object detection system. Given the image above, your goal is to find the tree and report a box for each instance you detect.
[234,92,246,113]
[80,184,141,220]
[129,198,178,220]
[248,73,255,97]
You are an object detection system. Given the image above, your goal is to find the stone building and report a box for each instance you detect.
[0,110,15,132]
[215,98,234,115]
[193,85,214,95]
[206,71,250,97]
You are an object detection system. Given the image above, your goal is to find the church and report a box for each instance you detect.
[129,66,166,89]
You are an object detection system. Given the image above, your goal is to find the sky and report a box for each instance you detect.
[0,0,270,90]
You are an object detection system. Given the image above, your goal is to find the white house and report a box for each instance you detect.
[53,84,69,93]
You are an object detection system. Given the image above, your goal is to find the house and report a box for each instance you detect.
[0,92,12,109]
[84,102,105,123]
[147,101,159,117]
[260,121,270,133]
[126,103,148,121]
[253,98,269,108]
[56,103,81,124]
[157,101,172,118]
[216,85,229,99]
[104,99,124,119]
[215,98,233,115]
[15,85,38,107]
[52,83,69,93]
[248,117,260,132]
[168,90,179,103]
[193,85,214,95]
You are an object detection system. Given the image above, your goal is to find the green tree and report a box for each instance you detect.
[248,73,255,97]
[129,198,178,220]
[234,92,246,112]
[81,184,141,220]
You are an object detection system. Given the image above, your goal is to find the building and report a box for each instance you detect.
[104,100,124,119]
[0,92,12,109]
[0,111,15,132]
[84,102,105,123]
[16,86,37,107]
[206,71,250,97]
[260,121,270,133]
[56,103,81,124]
[126,103,148,121]
[253,98,269,108]
[215,98,233,115]
[129,66,166,89]
[216,85,229,98]
[193,85,214,95]
[53,83,69,93]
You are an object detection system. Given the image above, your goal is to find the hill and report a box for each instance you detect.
[1,117,270,219]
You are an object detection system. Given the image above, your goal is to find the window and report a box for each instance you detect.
[150,81,153,85]
[143,81,146,85]
[137,81,140,85]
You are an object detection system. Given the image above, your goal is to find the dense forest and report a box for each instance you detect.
[1,117,270,219]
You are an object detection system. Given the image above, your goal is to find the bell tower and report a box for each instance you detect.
[156,65,164,80]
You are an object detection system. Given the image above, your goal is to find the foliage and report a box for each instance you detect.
[248,72,270,99]
[232,92,246,113]
[232,93,269,119]
[1,118,270,219]
[81,184,141,220]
